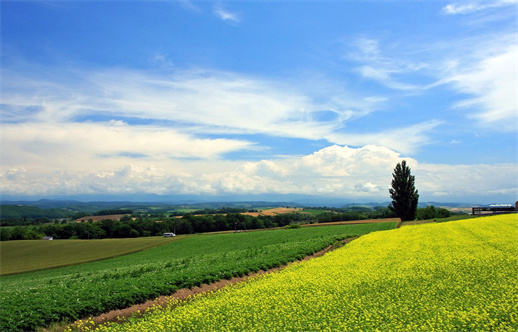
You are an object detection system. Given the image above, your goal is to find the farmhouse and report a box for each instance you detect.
[471,202,518,215]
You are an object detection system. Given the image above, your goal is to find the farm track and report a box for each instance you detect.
[64,236,360,330]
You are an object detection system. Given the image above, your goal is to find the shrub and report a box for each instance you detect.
[416,205,452,220]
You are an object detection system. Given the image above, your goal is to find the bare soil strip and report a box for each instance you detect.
[65,236,359,330]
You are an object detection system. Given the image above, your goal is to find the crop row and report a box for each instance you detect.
[94,214,517,332]
[0,222,395,331]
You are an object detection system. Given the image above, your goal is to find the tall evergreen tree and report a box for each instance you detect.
[388,160,419,221]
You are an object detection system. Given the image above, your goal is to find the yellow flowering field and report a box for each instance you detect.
[94,214,518,331]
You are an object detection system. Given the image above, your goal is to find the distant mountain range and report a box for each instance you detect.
[0,194,490,211]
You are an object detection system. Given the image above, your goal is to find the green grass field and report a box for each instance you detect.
[96,214,518,332]
[0,222,396,332]
[0,236,181,275]
[301,208,328,216]
[171,208,199,213]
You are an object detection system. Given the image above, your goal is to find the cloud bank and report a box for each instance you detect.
[2,145,515,202]
[1,59,515,202]
[1,1,516,203]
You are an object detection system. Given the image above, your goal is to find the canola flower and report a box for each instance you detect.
[95,214,518,331]
[1,223,395,331]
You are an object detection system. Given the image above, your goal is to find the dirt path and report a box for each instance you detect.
[65,236,359,330]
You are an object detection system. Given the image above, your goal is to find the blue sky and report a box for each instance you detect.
[1,0,516,204]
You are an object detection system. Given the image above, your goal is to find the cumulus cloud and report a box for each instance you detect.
[2,144,514,202]
[3,167,26,181]
[0,145,404,198]
[200,145,405,196]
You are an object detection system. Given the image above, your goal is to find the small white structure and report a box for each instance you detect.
[42,236,54,240]
[163,232,176,237]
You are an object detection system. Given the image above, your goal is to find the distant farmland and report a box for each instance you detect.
[74,214,128,222]
[0,222,396,331]
[94,214,518,332]
[242,207,305,217]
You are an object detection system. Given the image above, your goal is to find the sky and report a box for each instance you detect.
[1,0,517,204]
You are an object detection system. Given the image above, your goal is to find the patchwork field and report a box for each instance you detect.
[92,214,517,332]
[74,214,128,222]
[0,222,396,331]
[242,207,305,217]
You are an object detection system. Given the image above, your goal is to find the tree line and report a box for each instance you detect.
[0,208,393,241]
[0,213,292,241]
[0,203,453,241]
[0,205,75,226]
[93,209,134,216]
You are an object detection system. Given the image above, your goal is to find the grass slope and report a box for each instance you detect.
[100,214,518,332]
[0,237,181,275]
[0,222,396,331]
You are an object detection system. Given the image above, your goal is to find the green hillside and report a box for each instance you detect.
[0,222,396,331]
[98,214,517,332]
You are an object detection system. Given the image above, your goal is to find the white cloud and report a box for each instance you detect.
[356,66,419,91]
[3,167,26,181]
[1,121,254,172]
[351,29,517,132]
[425,31,517,131]
[447,46,517,129]
[1,66,435,154]
[0,145,404,197]
[214,4,240,23]
[177,0,201,12]
[1,68,312,132]
[2,144,514,202]
[415,163,517,200]
[350,38,427,91]
[327,121,442,154]
[349,25,517,132]
[442,1,517,15]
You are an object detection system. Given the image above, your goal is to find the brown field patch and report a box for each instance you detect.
[242,207,305,217]
[74,214,127,222]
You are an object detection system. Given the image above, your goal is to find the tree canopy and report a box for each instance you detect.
[388,160,419,221]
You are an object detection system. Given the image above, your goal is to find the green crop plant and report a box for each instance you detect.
[0,222,395,331]
[96,215,517,332]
